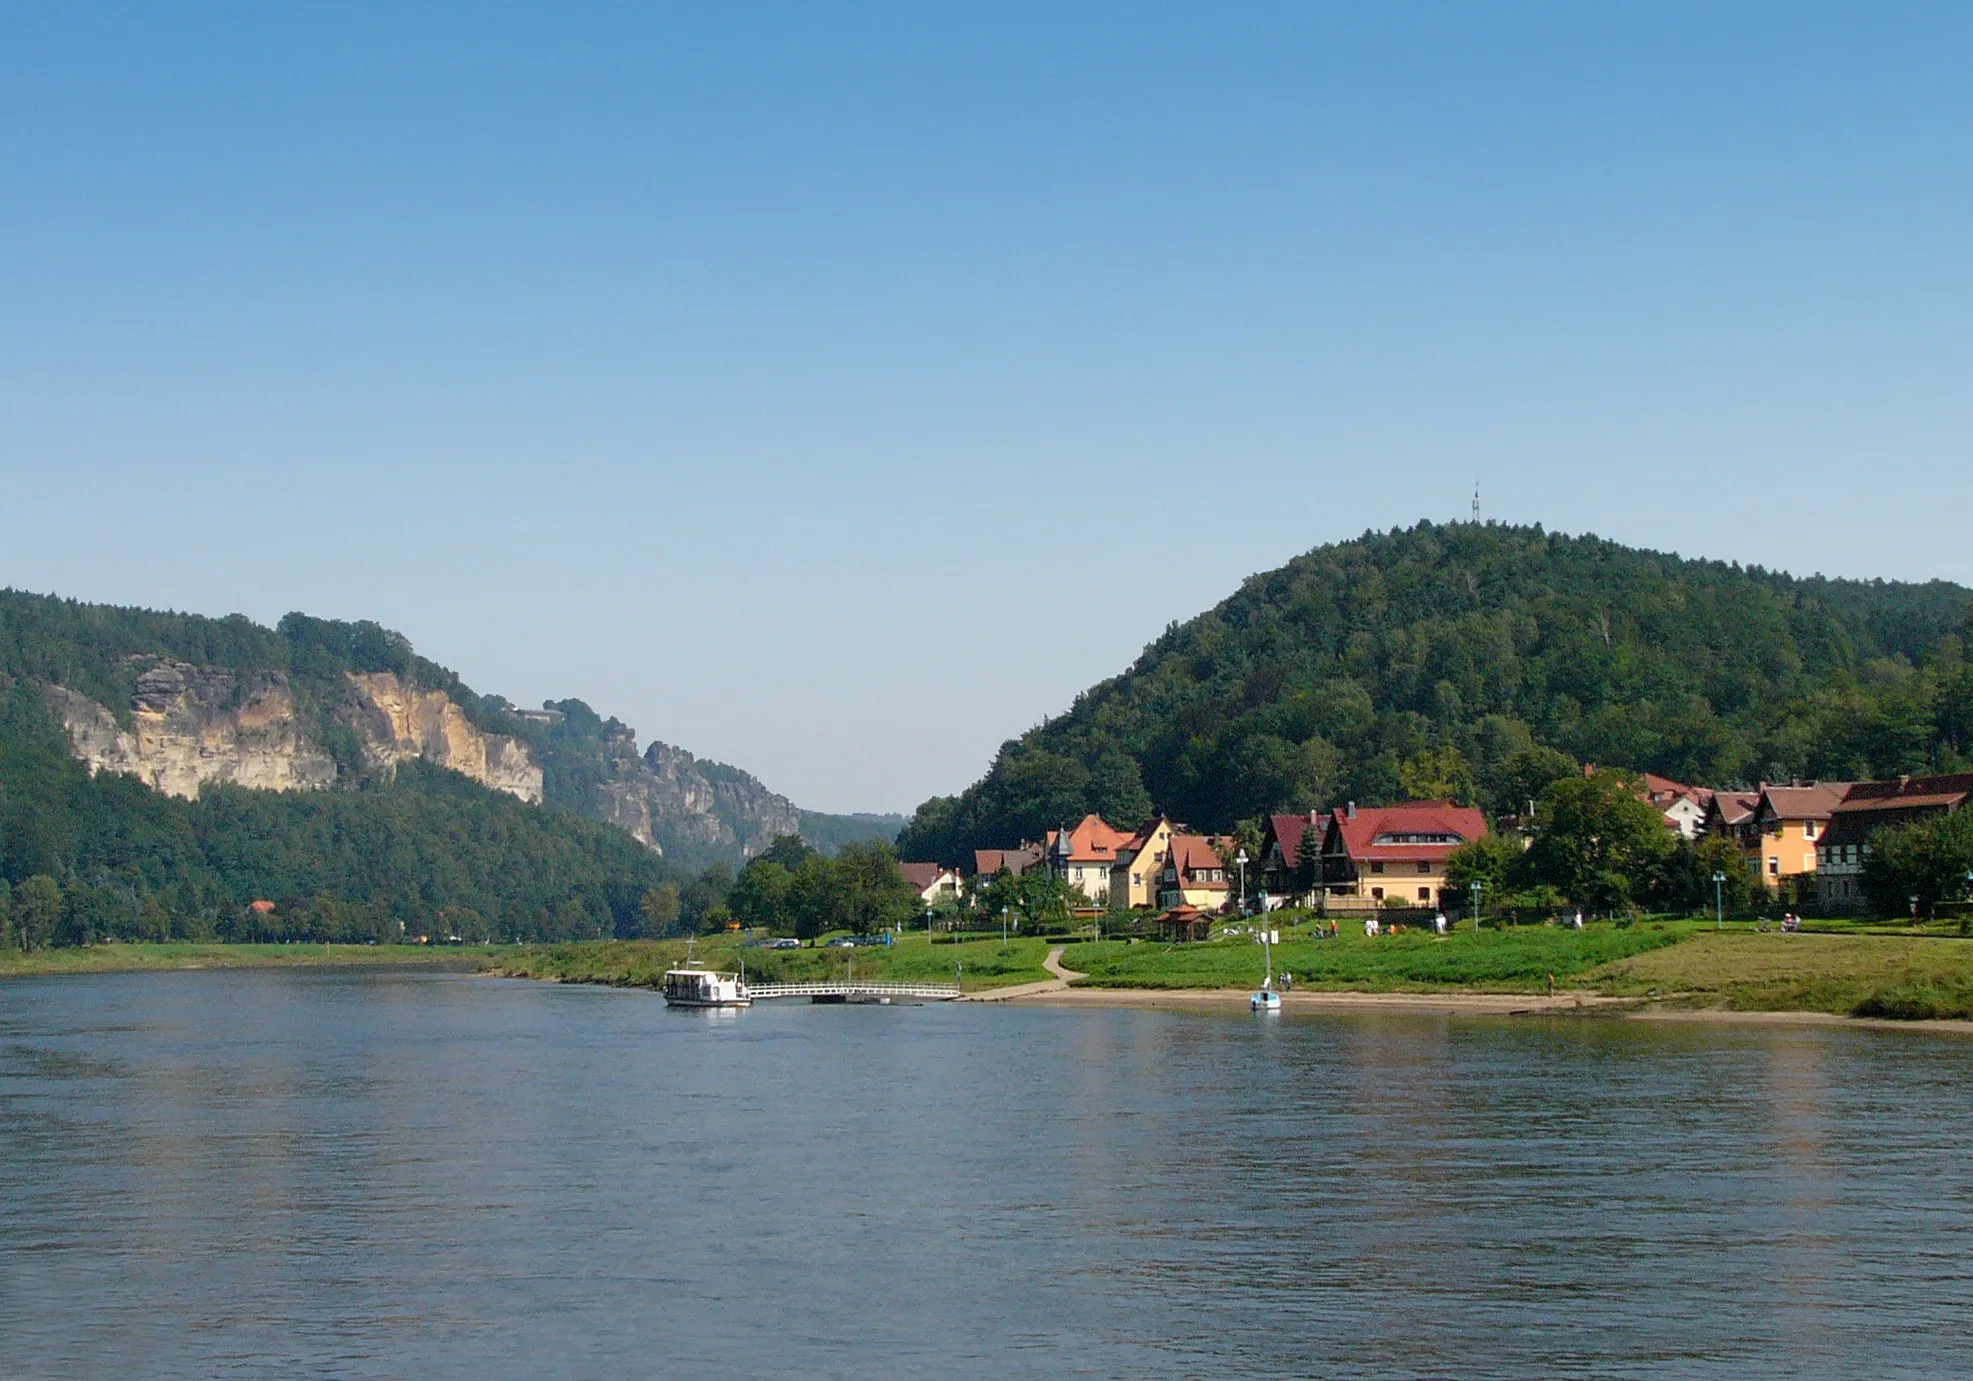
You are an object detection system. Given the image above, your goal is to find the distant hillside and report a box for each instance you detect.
[0,589,889,937]
[899,522,1973,864]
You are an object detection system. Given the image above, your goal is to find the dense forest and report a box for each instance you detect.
[0,589,893,947]
[0,676,674,944]
[900,523,1973,864]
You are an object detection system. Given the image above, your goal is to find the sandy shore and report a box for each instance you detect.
[989,982,1973,1033]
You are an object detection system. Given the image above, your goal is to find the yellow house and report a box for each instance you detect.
[1747,784,1849,890]
[1155,834,1233,911]
[1108,817,1177,909]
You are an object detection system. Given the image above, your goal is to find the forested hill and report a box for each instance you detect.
[0,589,892,942]
[898,523,1973,864]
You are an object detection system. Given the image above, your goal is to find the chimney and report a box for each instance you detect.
[1346,801,1357,819]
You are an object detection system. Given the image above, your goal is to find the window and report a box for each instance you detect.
[1370,862,1385,875]
[1370,887,1384,900]
[1804,821,1819,840]
[1132,873,1141,886]
[1417,887,1431,901]
[1768,857,1779,876]
[1417,862,1431,875]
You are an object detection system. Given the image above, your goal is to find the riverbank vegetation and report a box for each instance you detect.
[491,932,1055,991]
[1589,930,1973,1018]
[0,941,501,977]
[1066,923,1689,992]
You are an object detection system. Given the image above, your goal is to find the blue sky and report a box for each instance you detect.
[3,4,1970,813]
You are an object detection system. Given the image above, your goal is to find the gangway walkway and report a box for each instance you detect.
[746,981,962,1002]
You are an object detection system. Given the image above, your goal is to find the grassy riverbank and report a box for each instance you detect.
[491,934,1056,991]
[0,942,503,977]
[1066,924,1691,993]
[1589,931,1973,1018]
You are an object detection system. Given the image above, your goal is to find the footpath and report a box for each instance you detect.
[960,947,1084,1003]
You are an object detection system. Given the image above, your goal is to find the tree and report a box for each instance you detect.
[832,841,919,936]
[12,874,61,951]
[1398,746,1476,805]
[1443,833,1522,899]
[787,853,843,939]
[1489,746,1580,818]
[728,861,792,934]
[756,834,814,871]
[1691,835,1757,916]
[978,869,1078,935]
[1521,773,1675,911]
[639,884,682,937]
[0,877,11,949]
[1862,810,1973,919]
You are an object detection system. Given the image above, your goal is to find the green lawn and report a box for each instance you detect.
[491,933,1054,991]
[0,942,501,977]
[1588,930,1973,1017]
[1066,923,1692,992]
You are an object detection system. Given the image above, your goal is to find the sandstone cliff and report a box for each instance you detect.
[348,672,543,803]
[579,719,802,861]
[44,661,337,798]
[45,660,542,804]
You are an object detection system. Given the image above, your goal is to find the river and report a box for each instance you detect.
[2,968,1971,1379]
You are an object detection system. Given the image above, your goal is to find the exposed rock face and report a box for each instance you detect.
[45,661,337,799]
[582,722,802,859]
[347,672,543,804]
[46,662,542,804]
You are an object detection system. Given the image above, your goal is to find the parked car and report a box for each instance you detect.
[824,937,856,948]
[766,938,801,950]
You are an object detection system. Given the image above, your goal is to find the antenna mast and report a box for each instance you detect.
[1471,482,1481,524]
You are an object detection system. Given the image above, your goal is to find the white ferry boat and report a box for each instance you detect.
[661,967,752,1008]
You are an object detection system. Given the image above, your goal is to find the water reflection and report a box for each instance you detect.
[3,972,1973,1379]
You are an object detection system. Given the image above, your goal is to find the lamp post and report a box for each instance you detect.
[1001,904,1009,948]
[1712,872,1727,930]
[1235,849,1249,916]
[1468,879,1482,934]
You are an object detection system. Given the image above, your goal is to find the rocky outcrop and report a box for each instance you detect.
[580,721,802,859]
[347,672,543,804]
[45,661,337,799]
[46,661,542,804]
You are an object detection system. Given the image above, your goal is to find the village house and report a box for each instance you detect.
[1319,800,1488,906]
[1044,814,1134,904]
[973,845,1042,882]
[1156,833,1234,911]
[1701,790,1762,851]
[1256,811,1328,908]
[1108,816,1178,910]
[899,862,962,907]
[1745,783,1850,891]
[1816,773,1973,910]
[1641,774,1713,841]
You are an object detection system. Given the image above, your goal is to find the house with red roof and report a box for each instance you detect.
[973,845,1043,883]
[1155,833,1234,911]
[1319,800,1488,906]
[1257,811,1328,907]
[899,862,962,907]
[1816,773,1973,909]
[1044,814,1134,904]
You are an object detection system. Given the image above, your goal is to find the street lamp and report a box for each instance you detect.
[1001,904,1009,948]
[1712,872,1727,930]
[1235,849,1249,916]
[1468,879,1482,933]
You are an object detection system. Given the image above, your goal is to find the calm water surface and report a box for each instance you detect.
[3,968,1972,1379]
